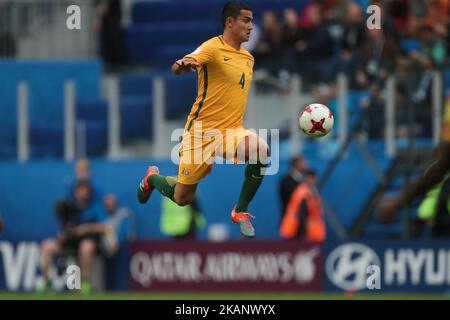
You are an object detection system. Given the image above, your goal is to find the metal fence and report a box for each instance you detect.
[12,71,444,161]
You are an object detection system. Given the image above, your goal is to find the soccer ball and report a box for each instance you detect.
[299,103,334,138]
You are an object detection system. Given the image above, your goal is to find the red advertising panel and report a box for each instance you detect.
[130,241,323,292]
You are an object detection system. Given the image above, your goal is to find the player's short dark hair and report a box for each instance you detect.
[221,1,252,28]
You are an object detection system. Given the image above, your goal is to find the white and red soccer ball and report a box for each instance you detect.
[299,103,334,138]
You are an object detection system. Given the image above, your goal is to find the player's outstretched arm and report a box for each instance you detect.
[402,142,450,203]
[171,58,198,75]
[378,141,450,222]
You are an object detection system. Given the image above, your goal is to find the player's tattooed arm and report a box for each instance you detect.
[172,58,198,75]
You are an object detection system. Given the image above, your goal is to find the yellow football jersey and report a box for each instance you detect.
[184,36,254,132]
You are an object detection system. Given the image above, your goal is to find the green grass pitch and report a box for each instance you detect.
[0,292,448,300]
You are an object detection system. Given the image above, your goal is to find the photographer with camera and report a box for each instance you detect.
[37,180,108,294]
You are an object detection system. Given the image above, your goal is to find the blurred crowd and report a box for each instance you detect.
[89,0,450,103]
[248,0,449,85]
[246,0,450,138]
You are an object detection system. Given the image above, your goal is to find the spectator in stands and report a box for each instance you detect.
[422,0,450,28]
[373,0,400,42]
[0,1,16,57]
[38,180,108,294]
[253,10,283,76]
[406,0,428,36]
[356,23,398,133]
[403,0,449,39]
[296,2,334,85]
[360,83,385,139]
[279,155,309,223]
[338,3,366,88]
[409,0,428,19]
[413,23,448,71]
[319,0,347,22]
[280,8,303,74]
[95,0,124,70]
[387,0,411,37]
[101,193,136,257]
[59,159,103,242]
[280,169,326,242]
[406,23,448,136]
[160,191,205,240]
[356,28,400,89]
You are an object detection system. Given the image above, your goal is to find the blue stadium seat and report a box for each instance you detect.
[120,95,153,142]
[153,45,198,68]
[165,73,197,120]
[120,73,153,96]
[29,122,64,158]
[124,22,220,65]
[0,90,16,158]
[84,120,108,156]
[119,72,197,124]
[27,99,108,158]
[119,72,153,140]
[132,2,224,24]
[77,99,108,156]
[0,60,103,159]
[77,99,108,121]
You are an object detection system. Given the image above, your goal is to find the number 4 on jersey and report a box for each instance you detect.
[239,72,245,89]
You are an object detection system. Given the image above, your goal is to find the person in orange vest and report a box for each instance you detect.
[278,155,309,223]
[280,169,326,241]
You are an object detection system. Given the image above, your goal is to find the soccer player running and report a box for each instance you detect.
[137,1,269,238]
